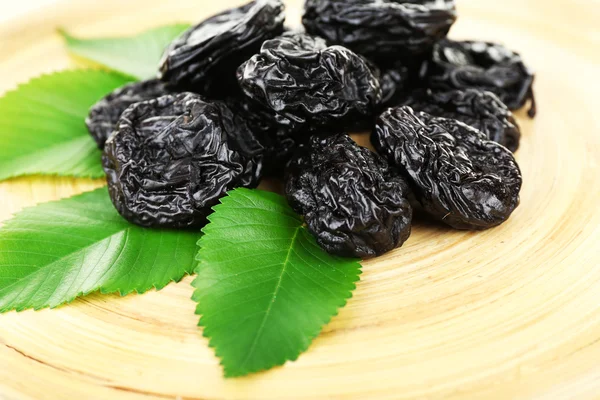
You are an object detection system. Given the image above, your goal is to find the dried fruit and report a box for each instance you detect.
[402,89,521,152]
[375,54,435,110]
[286,134,412,258]
[159,0,285,96]
[103,93,263,228]
[380,62,411,109]
[227,98,298,177]
[302,0,457,61]
[237,32,382,132]
[427,39,536,117]
[86,79,171,148]
[373,106,522,230]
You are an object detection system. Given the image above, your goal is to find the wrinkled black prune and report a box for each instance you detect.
[86,79,172,149]
[378,56,431,109]
[380,62,411,109]
[427,39,536,117]
[286,134,412,258]
[302,0,457,61]
[237,32,382,132]
[103,93,263,229]
[373,106,522,230]
[159,0,285,96]
[226,98,298,177]
[402,89,521,152]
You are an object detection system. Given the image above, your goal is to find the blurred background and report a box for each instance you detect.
[0,1,59,23]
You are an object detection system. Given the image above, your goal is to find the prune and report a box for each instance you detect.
[380,63,411,109]
[103,93,263,228]
[158,0,285,96]
[402,89,521,152]
[286,134,412,258]
[226,98,298,177]
[427,39,536,117]
[86,79,171,148]
[373,106,522,230]
[302,0,457,61]
[237,32,382,132]
[378,56,430,109]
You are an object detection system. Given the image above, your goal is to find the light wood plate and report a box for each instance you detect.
[1,0,599,399]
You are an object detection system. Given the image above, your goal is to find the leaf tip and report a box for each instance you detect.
[56,27,69,38]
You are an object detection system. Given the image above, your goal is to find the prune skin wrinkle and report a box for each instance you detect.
[86,79,172,149]
[226,97,298,177]
[237,32,382,133]
[427,39,537,117]
[285,134,413,258]
[158,0,285,96]
[373,106,522,230]
[379,62,411,110]
[403,89,521,152]
[377,56,430,110]
[103,93,263,229]
[302,0,457,61]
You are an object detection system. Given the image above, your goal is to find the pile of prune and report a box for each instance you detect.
[87,0,535,259]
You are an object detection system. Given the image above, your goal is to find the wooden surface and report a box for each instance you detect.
[0,1,60,24]
[1,0,599,399]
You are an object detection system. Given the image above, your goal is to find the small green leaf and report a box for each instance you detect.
[0,70,134,181]
[60,24,191,80]
[0,187,199,313]
[192,188,362,377]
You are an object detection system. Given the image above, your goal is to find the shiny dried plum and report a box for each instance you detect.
[373,106,522,230]
[427,39,536,117]
[227,97,298,177]
[159,0,285,96]
[86,79,171,149]
[380,62,411,109]
[302,0,457,61]
[377,56,431,109]
[402,89,521,152]
[286,134,412,258]
[237,32,382,133]
[103,93,263,229]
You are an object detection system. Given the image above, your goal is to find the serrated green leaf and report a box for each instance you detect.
[192,188,362,377]
[0,70,134,181]
[60,24,191,80]
[0,187,199,313]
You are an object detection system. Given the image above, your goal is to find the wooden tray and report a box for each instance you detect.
[1,0,599,398]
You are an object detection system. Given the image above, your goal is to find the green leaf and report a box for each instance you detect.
[0,187,199,313]
[60,24,191,80]
[0,70,134,181]
[192,188,362,377]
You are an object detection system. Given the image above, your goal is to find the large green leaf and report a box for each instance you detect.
[0,70,134,181]
[60,24,191,80]
[0,188,199,312]
[192,188,362,377]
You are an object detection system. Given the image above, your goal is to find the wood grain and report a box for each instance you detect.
[1,0,599,399]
